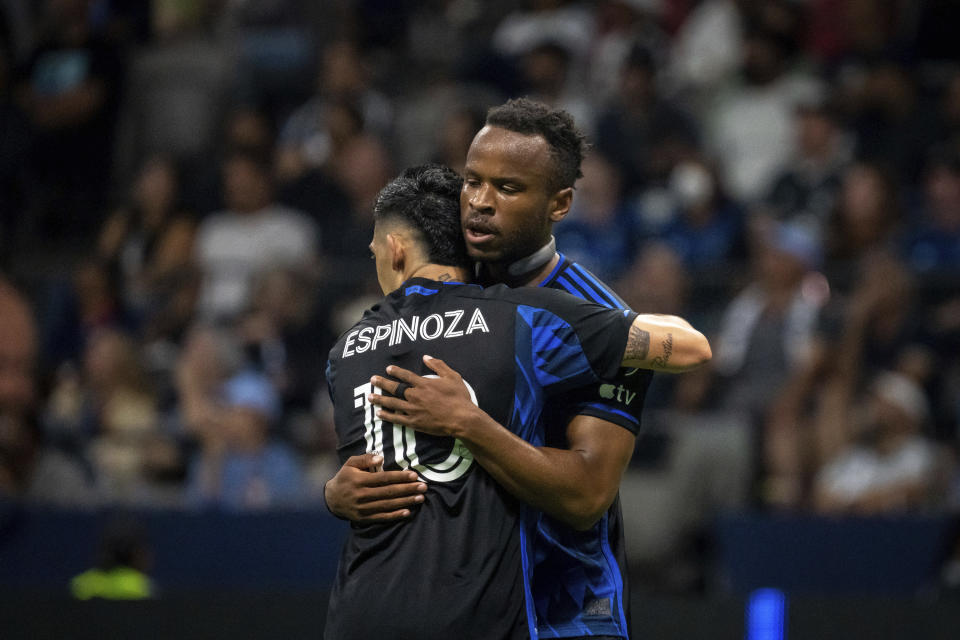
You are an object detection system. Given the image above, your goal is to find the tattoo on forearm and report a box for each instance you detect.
[437,272,452,281]
[627,326,650,361]
[651,333,674,368]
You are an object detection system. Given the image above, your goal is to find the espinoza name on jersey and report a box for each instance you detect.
[342,308,490,358]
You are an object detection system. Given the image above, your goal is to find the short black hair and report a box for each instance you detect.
[374,164,469,268]
[485,97,588,192]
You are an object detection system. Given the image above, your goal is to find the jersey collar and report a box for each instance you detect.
[397,277,475,298]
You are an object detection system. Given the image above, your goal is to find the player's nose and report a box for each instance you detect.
[468,182,495,213]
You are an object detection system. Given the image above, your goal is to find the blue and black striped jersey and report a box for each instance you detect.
[324,278,638,640]
[530,253,653,639]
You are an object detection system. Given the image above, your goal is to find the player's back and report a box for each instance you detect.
[324,278,635,640]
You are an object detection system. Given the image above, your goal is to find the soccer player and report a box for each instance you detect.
[324,164,708,639]
[326,99,711,639]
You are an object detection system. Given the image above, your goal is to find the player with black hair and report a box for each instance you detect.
[484,97,588,193]
[372,163,470,268]
[327,98,701,638]
[323,163,708,639]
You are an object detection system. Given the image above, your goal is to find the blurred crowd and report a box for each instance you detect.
[1,0,959,590]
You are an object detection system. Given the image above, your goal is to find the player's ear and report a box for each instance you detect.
[548,187,574,223]
[387,233,405,273]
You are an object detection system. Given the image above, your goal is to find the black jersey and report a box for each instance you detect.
[324,278,637,640]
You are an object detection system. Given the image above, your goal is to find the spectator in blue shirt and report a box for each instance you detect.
[184,353,304,510]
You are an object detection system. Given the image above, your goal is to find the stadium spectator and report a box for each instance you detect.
[194,148,318,322]
[665,0,745,110]
[803,252,936,480]
[762,98,852,230]
[838,61,932,185]
[176,324,303,510]
[110,0,232,191]
[490,0,595,72]
[430,106,487,177]
[39,257,132,374]
[824,161,903,289]
[586,0,667,104]
[650,156,745,271]
[594,43,700,197]
[237,266,335,452]
[321,99,394,222]
[14,0,124,241]
[96,155,195,326]
[184,368,303,511]
[83,329,180,505]
[553,152,635,281]
[0,276,95,506]
[44,326,184,506]
[813,371,943,514]
[71,516,155,599]
[218,0,319,121]
[275,39,393,185]
[696,221,826,419]
[617,242,703,412]
[706,24,823,203]
[904,149,960,274]
[517,40,596,138]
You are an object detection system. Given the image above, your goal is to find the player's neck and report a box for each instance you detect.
[406,263,471,285]
[484,238,559,288]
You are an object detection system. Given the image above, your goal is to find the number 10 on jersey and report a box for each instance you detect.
[353,377,477,483]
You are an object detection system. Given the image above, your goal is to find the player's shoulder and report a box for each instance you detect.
[545,256,630,310]
[327,301,386,361]
[456,282,607,321]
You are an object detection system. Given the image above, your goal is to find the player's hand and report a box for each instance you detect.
[324,453,427,522]
[369,355,480,438]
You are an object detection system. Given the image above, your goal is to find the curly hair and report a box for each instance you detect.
[485,97,589,192]
[373,164,470,268]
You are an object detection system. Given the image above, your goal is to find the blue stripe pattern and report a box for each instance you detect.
[564,269,616,309]
[569,263,628,309]
[517,306,595,389]
[529,253,636,638]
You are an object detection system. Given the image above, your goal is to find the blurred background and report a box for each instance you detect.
[1,0,959,637]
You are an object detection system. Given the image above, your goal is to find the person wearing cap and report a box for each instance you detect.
[813,371,940,514]
[183,365,304,510]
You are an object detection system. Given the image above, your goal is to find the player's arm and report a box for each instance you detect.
[623,314,711,372]
[324,355,427,523]
[371,358,634,530]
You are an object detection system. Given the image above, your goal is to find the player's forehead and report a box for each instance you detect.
[464,126,553,182]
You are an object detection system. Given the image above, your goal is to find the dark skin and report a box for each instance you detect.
[460,126,572,283]
[325,127,710,527]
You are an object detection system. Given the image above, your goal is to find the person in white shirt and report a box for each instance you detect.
[195,148,318,322]
[814,371,939,514]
